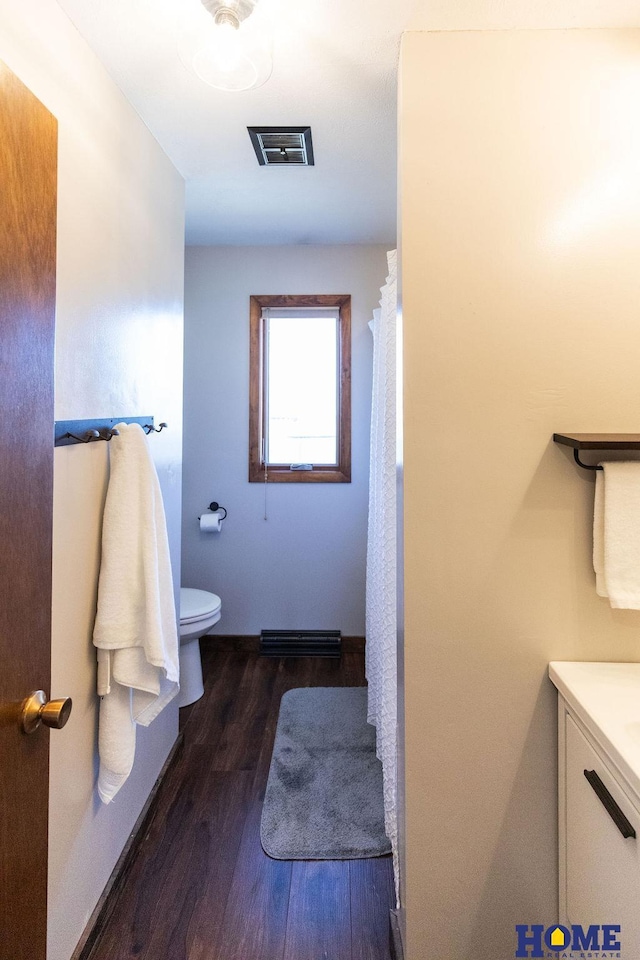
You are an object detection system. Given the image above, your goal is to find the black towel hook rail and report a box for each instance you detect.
[54,417,167,447]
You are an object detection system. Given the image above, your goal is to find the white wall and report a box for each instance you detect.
[182,245,390,636]
[400,28,640,960]
[0,4,184,959]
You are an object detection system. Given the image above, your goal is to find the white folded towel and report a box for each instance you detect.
[593,462,640,609]
[93,422,179,803]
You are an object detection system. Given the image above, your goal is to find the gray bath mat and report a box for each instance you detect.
[260,687,391,860]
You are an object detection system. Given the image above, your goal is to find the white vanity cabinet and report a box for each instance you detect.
[551,662,640,945]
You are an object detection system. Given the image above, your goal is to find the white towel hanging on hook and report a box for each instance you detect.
[93,422,179,803]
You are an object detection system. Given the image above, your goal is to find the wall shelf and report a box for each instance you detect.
[553,434,640,472]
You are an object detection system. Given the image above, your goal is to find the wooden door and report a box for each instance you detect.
[0,63,58,960]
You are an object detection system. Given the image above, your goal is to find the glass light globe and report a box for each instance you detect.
[193,23,260,91]
[180,8,272,93]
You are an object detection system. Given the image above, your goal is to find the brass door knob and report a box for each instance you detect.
[21,691,72,735]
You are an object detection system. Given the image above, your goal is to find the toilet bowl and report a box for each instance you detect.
[177,587,222,708]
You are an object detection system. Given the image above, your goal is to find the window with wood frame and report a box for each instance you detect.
[249,295,351,483]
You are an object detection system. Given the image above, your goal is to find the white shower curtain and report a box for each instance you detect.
[366,249,399,903]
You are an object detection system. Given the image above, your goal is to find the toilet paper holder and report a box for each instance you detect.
[198,502,227,521]
[208,502,227,520]
[197,502,227,533]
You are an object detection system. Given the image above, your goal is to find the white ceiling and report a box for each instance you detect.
[56,0,640,245]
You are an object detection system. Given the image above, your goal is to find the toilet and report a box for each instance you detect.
[177,587,222,708]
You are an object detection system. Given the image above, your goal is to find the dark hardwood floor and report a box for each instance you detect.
[89,645,395,960]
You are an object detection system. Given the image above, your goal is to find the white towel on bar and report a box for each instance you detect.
[593,470,607,598]
[593,462,640,609]
[93,422,179,803]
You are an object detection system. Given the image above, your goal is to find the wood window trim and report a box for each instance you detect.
[249,294,351,483]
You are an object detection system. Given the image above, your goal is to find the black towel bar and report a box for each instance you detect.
[573,449,603,472]
[553,434,640,473]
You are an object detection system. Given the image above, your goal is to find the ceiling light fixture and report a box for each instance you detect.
[180,0,273,93]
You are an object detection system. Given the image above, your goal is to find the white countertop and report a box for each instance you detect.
[549,661,640,802]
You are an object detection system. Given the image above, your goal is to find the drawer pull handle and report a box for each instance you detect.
[584,769,637,839]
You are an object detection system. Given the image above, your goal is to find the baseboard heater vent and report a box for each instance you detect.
[260,630,341,658]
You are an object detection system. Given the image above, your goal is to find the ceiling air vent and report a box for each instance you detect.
[248,126,314,166]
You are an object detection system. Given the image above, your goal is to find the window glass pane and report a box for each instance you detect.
[266,315,338,465]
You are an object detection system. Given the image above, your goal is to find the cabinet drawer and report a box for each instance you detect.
[565,713,640,937]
